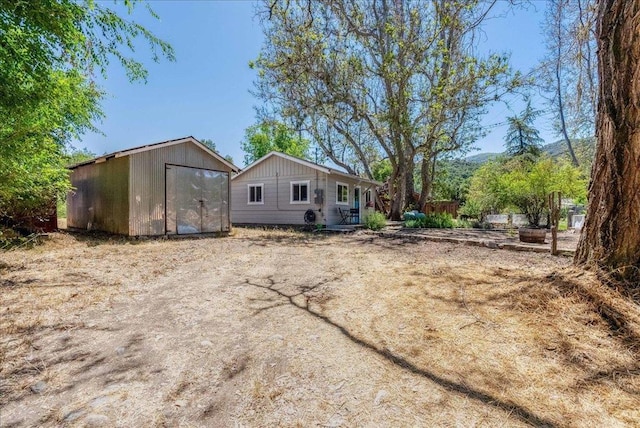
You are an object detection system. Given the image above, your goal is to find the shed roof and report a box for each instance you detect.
[68,136,240,172]
[232,151,382,186]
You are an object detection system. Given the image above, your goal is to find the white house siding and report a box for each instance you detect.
[231,155,327,225]
[232,154,379,226]
[67,156,130,234]
[128,142,232,236]
[325,176,377,225]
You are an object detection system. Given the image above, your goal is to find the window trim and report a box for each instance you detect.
[365,189,372,203]
[336,182,349,205]
[290,180,310,204]
[247,183,264,205]
[365,189,374,207]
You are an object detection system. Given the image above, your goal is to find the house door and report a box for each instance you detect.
[353,187,361,224]
[165,165,229,234]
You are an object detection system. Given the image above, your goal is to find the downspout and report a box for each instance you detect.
[325,172,329,226]
[315,169,321,225]
[276,171,281,210]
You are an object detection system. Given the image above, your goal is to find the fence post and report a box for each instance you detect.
[549,192,561,255]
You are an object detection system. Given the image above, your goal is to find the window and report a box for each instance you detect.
[336,182,349,205]
[248,183,264,204]
[365,189,373,207]
[290,181,310,204]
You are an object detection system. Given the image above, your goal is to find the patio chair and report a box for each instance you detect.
[349,208,359,224]
[338,207,351,225]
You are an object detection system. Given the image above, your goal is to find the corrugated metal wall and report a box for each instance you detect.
[129,142,232,236]
[66,157,130,234]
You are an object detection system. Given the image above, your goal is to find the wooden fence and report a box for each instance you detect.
[422,201,459,218]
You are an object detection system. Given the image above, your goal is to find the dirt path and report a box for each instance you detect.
[1,229,638,427]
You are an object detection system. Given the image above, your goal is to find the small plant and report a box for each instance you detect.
[364,212,387,231]
[558,218,568,231]
[458,199,482,220]
[403,213,454,229]
[424,213,454,228]
[404,219,421,228]
[454,218,473,228]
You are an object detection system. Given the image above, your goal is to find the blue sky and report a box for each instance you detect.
[75,0,551,166]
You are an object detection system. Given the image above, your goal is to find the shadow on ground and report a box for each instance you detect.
[241,274,559,427]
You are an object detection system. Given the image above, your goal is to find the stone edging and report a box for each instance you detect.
[372,230,575,257]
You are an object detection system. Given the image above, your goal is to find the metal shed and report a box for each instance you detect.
[67,136,239,236]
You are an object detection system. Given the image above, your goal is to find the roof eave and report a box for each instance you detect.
[231,151,330,180]
[67,136,241,172]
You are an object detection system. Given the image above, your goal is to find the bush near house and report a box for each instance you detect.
[364,212,387,231]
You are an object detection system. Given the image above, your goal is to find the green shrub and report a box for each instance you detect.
[404,219,421,228]
[403,212,454,229]
[424,212,454,228]
[558,218,568,231]
[458,199,482,219]
[454,218,473,228]
[364,211,387,231]
[465,155,587,227]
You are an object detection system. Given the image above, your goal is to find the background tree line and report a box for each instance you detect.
[251,0,521,219]
[0,0,174,228]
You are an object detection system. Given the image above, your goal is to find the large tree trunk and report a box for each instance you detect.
[418,155,436,209]
[574,0,640,281]
[389,152,416,220]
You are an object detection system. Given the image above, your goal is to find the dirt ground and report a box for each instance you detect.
[1,228,639,427]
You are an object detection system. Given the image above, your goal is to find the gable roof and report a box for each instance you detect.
[232,151,381,186]
[68,136,240,172]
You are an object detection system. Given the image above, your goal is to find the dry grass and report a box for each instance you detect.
[1,228,638,427]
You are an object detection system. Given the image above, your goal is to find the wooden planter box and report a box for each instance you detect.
[518,227,547,244]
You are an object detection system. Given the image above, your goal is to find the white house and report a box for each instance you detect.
[231,152,380,226]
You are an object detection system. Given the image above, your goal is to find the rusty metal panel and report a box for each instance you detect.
[128,148,167,236]
[66,157,129,234]
[129,141,233,236]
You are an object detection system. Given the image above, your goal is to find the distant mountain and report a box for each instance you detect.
[465,152,500,164]
[542,138,595,160]
[466,138,595,164]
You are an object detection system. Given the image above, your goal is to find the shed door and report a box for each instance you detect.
[166,165,229,234]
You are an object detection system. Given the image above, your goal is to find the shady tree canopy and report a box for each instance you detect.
[252,0,521,219]
[0,0,174,226]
